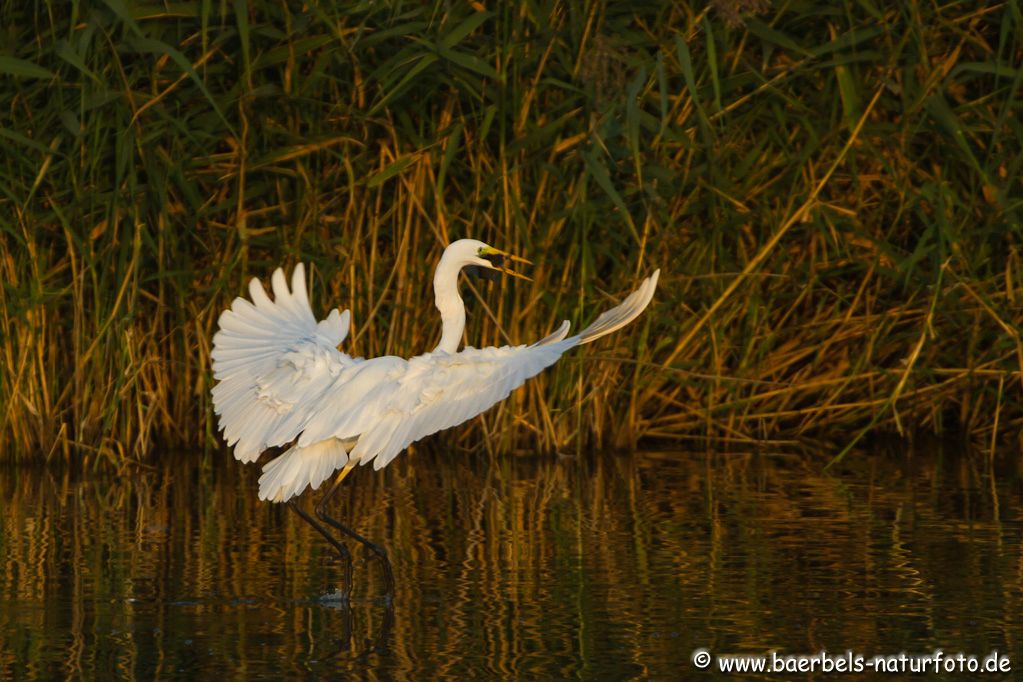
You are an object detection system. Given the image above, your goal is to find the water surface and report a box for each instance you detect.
[1,446,1021,678]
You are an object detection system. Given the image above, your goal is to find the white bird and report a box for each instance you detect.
[211,239,658,590]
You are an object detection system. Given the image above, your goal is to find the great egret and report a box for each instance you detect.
[211,239,658,592]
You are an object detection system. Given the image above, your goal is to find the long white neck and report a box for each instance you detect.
[433,254,466,354]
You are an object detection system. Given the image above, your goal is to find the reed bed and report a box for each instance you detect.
[1,1,1021,463]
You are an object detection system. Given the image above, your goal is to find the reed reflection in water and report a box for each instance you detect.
[1,447,1021,678]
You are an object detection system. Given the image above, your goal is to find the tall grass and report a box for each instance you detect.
[1,1,1021,463]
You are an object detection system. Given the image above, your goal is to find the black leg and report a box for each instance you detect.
[288,498,354,598]
[315,465,396,595]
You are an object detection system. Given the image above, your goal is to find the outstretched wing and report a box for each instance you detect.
[302,269,662,472]
[211,263,354,462]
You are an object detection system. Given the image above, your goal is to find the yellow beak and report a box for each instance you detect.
[481,248,532,281]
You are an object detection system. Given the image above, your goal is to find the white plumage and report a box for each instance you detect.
[211,239,659,503]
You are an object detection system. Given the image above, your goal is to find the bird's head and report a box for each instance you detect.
[445,239,531,282]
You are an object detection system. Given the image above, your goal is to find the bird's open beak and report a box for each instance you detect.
[481,247,532,281]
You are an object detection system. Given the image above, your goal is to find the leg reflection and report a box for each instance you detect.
[349,600,395,663]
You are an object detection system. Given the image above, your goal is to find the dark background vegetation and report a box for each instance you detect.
[1,0,1021,464]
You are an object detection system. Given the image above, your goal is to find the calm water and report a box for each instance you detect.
[1,447,1021,679]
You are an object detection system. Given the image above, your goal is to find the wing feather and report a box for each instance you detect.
[211,263,354,462]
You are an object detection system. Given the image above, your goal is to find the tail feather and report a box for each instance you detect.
[258,437,351,502]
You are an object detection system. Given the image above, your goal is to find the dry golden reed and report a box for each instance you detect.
[1,1,1021,463]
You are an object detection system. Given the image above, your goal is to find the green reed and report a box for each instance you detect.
[1,0,1021,463]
